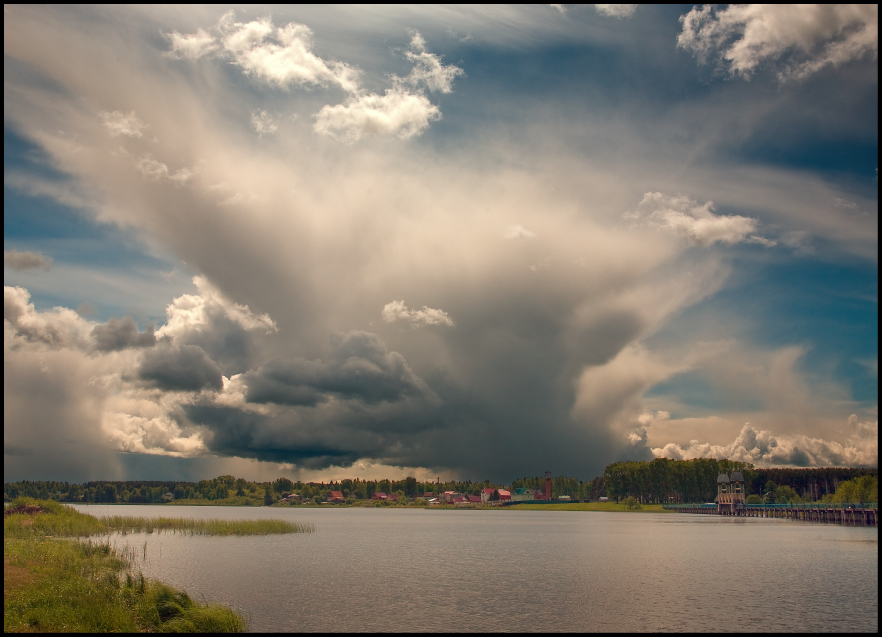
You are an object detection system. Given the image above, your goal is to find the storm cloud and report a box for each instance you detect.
[139,344,224,392]
[3,6,877,483]
[91,317,156,352]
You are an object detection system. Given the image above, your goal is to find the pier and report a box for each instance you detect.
[663,502,878,525]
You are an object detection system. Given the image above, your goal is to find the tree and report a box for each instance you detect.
[264,487,275,506]
[405,476,417,497]
[274,477,294,494]
[490,489,500,502]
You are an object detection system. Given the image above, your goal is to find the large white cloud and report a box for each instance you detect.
[314,88,441,142]
[652,417,878,467]
[679,4,879,81]
[167,13,361,92]
[627,192,774,247]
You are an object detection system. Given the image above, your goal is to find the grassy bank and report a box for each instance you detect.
[4,498,311,632]
[503,502,673,512]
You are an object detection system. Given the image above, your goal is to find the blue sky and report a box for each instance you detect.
[4,5,877,483]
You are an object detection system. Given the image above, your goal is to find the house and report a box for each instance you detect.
[468,495,482,504]
[281,493,301,503]
[441,491,462,503]
[161,491,174,501]
[387,493,398,501]
[510,488,536,502]
[451,496,466,505]
[326,491,344,503]
[423,492,435,499]
[427,497,440,506]
[598,496,609,502]
[371,492,388,500]
[557,495,571,502]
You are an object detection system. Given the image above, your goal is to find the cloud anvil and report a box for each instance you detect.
[4,5,877,483]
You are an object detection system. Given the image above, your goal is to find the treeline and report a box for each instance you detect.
[4,475,510,504]
[510,475,606,501]
[601,458,878,504]
[6,462,878,506]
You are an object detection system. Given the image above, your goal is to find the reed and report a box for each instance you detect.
[4,498,314,537]
[100,515,315,536]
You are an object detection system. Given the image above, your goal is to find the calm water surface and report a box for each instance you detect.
[72,505,877,632]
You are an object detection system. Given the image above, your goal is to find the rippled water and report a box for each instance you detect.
[72,505,878,632]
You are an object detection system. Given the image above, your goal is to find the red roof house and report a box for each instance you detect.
[326,490,344,503]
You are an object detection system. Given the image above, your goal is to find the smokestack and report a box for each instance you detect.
[545,471,551,501]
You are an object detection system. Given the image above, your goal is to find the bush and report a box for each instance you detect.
[623,496,642,510]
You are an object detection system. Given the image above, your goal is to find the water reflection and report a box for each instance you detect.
[73,505,877,632]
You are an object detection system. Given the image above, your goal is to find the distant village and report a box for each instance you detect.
[277,472,603,506]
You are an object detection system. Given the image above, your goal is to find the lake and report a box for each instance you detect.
[71,504,878,632]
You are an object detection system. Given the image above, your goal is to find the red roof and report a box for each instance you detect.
[328,491,344,499]
[372,492,388,500]
[468,495,482,503]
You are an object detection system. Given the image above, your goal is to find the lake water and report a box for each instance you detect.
[71,505,878,633]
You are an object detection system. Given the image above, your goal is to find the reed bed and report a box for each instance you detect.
[100,515,314,536]
[4,497,314,538]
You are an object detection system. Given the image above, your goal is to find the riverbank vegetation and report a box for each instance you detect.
[4,499,250,632]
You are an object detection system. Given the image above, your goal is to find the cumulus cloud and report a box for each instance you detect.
[139,343,224,392]
[158,276,276,340]
[164,28,217,60]
[400,32,464,94]
[678,4,879,81]
[244,330,433,406]
[250,109,278,136]
[4,249,52,271]
[99,110,147,137]
[102,412,207,457]
[91,317,156,352]
[166,12,360,92]
[166,14,458,143]
[133,156,194,183]
[504,224,536,240]
[381,300,455,328]
[627,192,774,247]
[652,418,878,467]
[595,5,637,19]
[314,88,440,142]
[5,285,93,351]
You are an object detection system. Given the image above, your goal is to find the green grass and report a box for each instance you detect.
[501,502,674,512]
[4,499,251,632]
[167,495,263,506]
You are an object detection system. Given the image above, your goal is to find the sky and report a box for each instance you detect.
[4,4,877,485]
